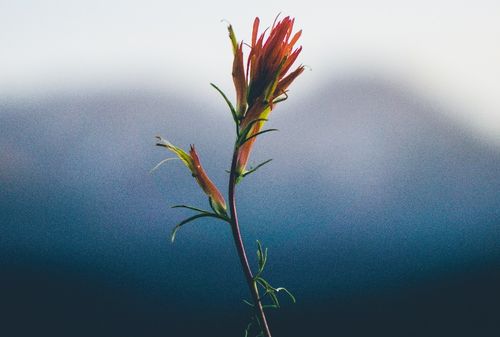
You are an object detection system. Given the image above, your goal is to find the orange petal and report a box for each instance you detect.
[232,43,247,116]
[275,65,305,96]
[189,145,227,214]
[252,17,260,47]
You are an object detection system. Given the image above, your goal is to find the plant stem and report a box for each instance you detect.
[228,148,272,337]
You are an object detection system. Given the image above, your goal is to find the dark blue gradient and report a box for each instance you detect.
[1,78,499,336]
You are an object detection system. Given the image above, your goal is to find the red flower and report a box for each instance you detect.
[229,16,304,175]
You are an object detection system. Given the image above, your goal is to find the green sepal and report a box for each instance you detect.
[155,136,195,172]
[208,196,228,218]
[227,24,238,54]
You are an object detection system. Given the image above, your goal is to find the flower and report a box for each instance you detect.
[156,136,227,216]
[228,16,304,175]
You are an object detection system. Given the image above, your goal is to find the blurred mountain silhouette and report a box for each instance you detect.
[1,78,499,336]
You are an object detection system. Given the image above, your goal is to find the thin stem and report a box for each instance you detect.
[228,147,272,337]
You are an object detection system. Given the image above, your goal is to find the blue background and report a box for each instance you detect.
[1,76,499,336]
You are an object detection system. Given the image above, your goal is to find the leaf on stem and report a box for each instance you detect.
[171,213,221,243]
[276,287,296,303]
[171,204,213,214]
[242,159,273,178]
[210,83,238,124]
[149,157,179,174]
[255,240,268,278]
[242,299,254,307]
[171,204,230,222]
[239,129,278,147]
[244,321,252,337]
[267,290,280,308]
[238,118,268,142]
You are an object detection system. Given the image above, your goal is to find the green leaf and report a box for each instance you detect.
[243,321,252,337]
[227,23,238,54]
[268,291,280,308]
[256,241,263,264]
[238,118,268,142]
[263,248,268,270]
[276,287,296,304]
[210,83,238,124]
[239,129,278,147]
[149,157,179,174]
[255,276,272,290]
[170,213,220,243]
[242,159,273,178]
[171,204,229,223]
[242,299,254,307]
[171,204,213,214]
[254,315,262,330]
[255,240,268,278]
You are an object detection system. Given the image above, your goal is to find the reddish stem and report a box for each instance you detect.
[228,147,272,337]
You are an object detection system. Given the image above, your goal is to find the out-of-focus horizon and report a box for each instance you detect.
[1,2,500,337]
[1,0,500,144]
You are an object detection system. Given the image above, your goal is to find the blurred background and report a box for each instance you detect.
[1,1,499,336]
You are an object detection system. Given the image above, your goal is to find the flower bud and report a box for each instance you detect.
[156,137,227,215]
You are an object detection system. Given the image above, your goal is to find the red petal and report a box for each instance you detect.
[189,146,227,211]
[252,17,260,47]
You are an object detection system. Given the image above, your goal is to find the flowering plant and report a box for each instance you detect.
[155,15,304,337]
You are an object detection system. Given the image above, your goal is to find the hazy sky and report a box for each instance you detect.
[1,0,499,142]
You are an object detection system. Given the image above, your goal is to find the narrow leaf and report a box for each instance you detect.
[171,205,229,223]
[276,287,296,303]
[171,204,213,214]
[255,240,268,277]
[210,83,238,123]
[255,277,272,290]
[263,248,268,271]
[242,159,273,178]
[238,118,268,141]
[243,321,253,337]
[257,240,263,266]
[268,291,280,308]
[242,299,254,307]
[149,157,179,174]
[239,129,278,147]
[171,213,218,243]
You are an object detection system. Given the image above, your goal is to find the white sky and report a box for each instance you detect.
[1,0,499,143]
